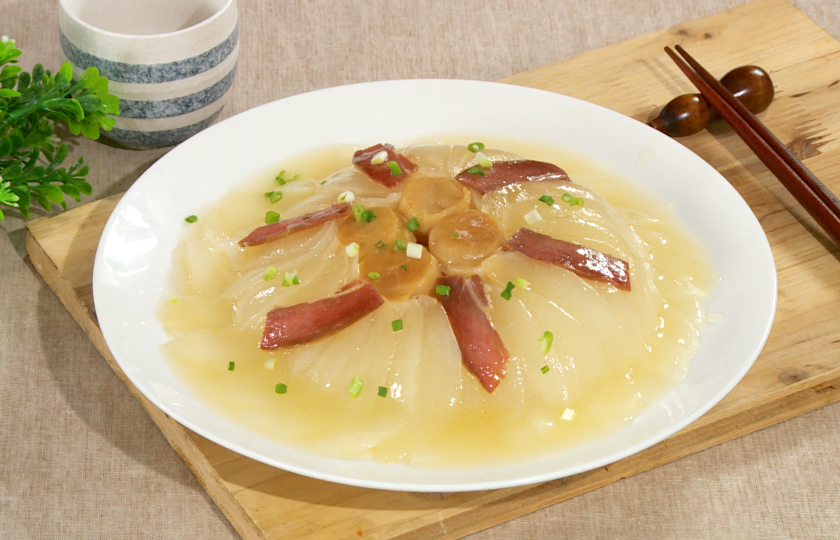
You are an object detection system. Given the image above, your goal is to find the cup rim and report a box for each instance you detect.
[58,0,235,40]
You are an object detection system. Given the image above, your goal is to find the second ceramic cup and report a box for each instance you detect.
[59,0,238,149]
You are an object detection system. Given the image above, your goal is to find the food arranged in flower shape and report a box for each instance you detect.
[160,141,715,465]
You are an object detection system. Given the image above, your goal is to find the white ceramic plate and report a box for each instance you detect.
[93,79,777,492]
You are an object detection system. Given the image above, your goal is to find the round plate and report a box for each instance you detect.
[93,79,777,492]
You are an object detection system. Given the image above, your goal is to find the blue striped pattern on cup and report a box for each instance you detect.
[58,0,238,149]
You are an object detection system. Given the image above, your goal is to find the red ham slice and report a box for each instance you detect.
[261,280,385,349]
[456,160,569,194]
[503,228,631,290]
[436,275,509,393]
[352,143,418,188]
[238,203,351,248]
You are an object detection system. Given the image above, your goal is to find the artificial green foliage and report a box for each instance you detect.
[0,37,119,220]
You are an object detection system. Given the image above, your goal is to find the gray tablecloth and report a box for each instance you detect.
[3,0,839,538]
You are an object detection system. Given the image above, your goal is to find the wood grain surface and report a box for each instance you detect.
[24,0,840,538]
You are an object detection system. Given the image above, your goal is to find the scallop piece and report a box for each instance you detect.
[359,244,440,301]
[397,175,471,242]
[336,207,415,260]
[428,210,505,275]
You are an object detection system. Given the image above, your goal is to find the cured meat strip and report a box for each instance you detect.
[352,143,418,188]
[456,160,569,194]
[503,228,631,291]
[238,203,351,248]
[261,280,384,349]
[436,275,508,393]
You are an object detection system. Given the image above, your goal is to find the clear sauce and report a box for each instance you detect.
[158,140,717,468]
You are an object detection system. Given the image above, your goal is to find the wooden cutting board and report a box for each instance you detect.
[25,0,840,538]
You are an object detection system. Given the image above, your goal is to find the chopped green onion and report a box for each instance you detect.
[400,264,407,271]
[561,192,574,203]
[500,281,515,300]
[541,365,550,374]
[302,215,311,220]
[275,171,298,185]
[265,211,280,224]
[348,376,364,397]
[282,271,299,287]
[392,319,403,332]
[538,330,554,354]
[361,209,377,223]
[371,150,389,165]
[170,298,178,304]
[375,240,386,249]
[368,271,381,280]
[538,195,554,206]
[228,361,235,371]
[275,383,288,394]
[572,197,585,206]
[387,161,403,175]
[377,386,388,398]
[468,166,486,176]
[450,232,460,238]
[475,152,493,168]
[436,284,451,296]
[345,242,360,257]
[467,142,485,153]
[352,204,365,222]
[263,265,279,281]
[185,215,198,223]
[264,191,283,203]
[264,359,276,370]
[406,216,420,231]
[394,240,407,251]
[514,277,530,290]
[320,180,327,185]
[337,191,355,203]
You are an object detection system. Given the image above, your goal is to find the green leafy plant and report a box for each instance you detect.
[0,37,119,220]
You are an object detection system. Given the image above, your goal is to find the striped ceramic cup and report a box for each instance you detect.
[58,0,238,149]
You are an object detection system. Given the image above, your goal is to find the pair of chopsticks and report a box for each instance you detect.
[665,45,840,247]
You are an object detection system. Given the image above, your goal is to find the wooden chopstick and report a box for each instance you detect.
[664,45,840,247]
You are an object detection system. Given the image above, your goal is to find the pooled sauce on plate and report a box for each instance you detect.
[158,140,717,468]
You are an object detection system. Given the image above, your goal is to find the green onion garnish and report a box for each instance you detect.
[539,195,554,206]
[265,211,280,224]
[275,171,298,185]
[406,217,420,231]
[450,232,460,238]
[476,152,493,168]
[228,361,235,371]
[541,365,550,374]
[263,265,279,281]
[320,180,327,185]
[392,319,403,332]
[538,330,554,355]
[264,191,283,203]
[368,271,381,280]
[352,204,365,222]
[467,142,485,153]
[387,161,403,175]
[275,383,288,394]
[500,281,515,300]
[572,197,585,206]
[394,240,407,251]
[468,166,486,176]
[170,298,178,304]
[436,285,451,296]
[361,209,377,223]
[282,271,299,287]
[400,264,407,271]
[348,376,364,397]
[514,277,530,290]
[378,386,388,397]
[375,240,386,249]
[185,215,198,223]
[561,193,573,203]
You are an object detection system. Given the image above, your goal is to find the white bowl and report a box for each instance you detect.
[59,0,238,149]
[93,79,777,491]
